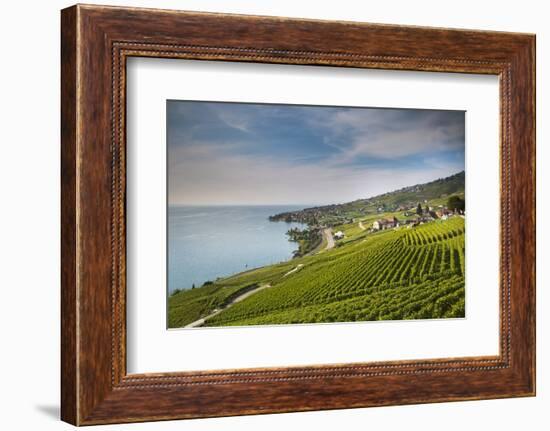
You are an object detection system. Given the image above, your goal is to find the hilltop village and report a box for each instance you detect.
[371,201,464,232]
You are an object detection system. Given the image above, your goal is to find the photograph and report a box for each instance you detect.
[50,2,537,426]
[167,100,466,328]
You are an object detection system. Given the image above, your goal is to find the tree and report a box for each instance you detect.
[425,205,430,215]
[447,195,465,212]
[192,284,195,289]
[416,203,423,216]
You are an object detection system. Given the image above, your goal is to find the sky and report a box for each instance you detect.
[167,100,465,206]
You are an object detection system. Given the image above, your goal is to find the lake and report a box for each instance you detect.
[168,205,307,293]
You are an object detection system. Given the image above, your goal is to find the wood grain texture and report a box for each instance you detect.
[60,4,536,425]
[60,5,78,425]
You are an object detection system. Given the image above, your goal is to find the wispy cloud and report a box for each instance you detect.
[309,108,465,163]
[215,107,252,133]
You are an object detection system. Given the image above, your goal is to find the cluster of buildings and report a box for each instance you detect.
[372,217,400,231]
[371,206,462,232]
[321,202,464,240]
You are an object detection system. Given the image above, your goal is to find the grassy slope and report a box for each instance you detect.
[169,216,465,327]
[168,261,297,327]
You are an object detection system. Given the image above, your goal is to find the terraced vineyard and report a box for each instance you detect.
[168,216,465,328]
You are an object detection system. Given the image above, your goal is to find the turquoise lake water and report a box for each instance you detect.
[168,205,306,293]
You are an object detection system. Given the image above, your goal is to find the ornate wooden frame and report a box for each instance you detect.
[61,4,536,425]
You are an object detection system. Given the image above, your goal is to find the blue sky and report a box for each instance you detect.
[167,100,465,206]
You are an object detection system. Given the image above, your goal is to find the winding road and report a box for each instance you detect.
[185,283,272,328]
[284,264,304,277]
[323,228,335,251]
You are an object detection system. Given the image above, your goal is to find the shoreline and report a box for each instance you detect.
[169,206,309,294]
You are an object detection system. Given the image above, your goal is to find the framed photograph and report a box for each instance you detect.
[61,4,535,425]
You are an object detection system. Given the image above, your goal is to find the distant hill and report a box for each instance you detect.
[269,171,465,226]
[367,170,464,206]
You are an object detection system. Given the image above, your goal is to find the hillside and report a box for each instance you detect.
[269,171,464,227]
[169,215,466,328]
